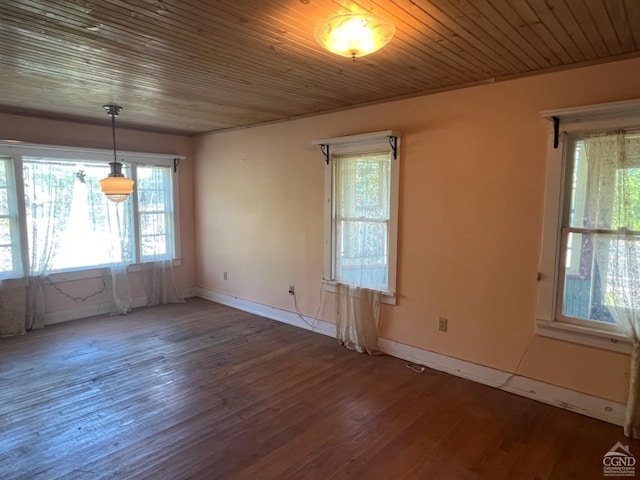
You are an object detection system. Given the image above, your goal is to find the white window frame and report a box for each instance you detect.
[136,164,178,263]
[313,130,400,304]
[0,141,183,282]
[0,156,26,281]
[537,99,640,353]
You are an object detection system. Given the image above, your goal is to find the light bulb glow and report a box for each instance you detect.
[100,175,134,203]
[315,13,395,58]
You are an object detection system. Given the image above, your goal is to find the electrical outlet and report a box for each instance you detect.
[288,285,295,295]
[438,317,448,332]
[223,272,227,280]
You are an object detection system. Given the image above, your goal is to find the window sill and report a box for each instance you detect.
[322,280,397,305]
[0,276,28,287]
[536,319,632,354]
[46,258,183,283]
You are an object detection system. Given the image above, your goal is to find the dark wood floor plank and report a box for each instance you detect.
[0,297,638,479]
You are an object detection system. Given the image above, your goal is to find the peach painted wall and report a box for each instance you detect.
[194,57,640,404]
[1,113,196,313]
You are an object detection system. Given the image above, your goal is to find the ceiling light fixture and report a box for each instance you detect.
[100,104,134,203]
[314,12,395,60]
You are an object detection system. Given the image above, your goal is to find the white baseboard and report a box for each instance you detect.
[45,302,115,325]
[195,287,626,427]
[377,338,626,426]
[44,295,148,325]
[44,284,197,326]
[195,288,336,337]
[183,287,198,298]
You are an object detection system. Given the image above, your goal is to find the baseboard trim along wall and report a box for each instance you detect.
[195,287,626,427]
[44,296,145,325]
[43,287,199,326]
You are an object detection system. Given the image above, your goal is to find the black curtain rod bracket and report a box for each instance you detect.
[388,135,398,159]
[552,116,560,149]
[319,144,330,165]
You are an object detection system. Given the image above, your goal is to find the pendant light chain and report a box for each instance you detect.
[111,109,118,163]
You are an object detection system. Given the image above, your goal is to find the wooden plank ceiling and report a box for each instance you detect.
[1,0,639,135]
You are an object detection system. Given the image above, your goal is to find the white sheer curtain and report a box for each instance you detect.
[336,283,382,355]
[25,161,75,330]
[584,132,640,437]
[0,279,27,336]
[141,259,183,306]
[0,161,75,336]
[1,159,134,334]
[138,166,183,307]
[334,152,390,291]
[332,152,389,354]
[104,200,132,315]
[0,157,181,334]
[52,162,133,316]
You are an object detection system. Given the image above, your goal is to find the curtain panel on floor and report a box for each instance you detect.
[336,283,382,355]
[142,259,184,307]
[0,281,27,337]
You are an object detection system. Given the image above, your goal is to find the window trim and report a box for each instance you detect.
[0,157,25,280]
[0,140,184,279]
[537,99,640,352]
[0,140,183,164]
[313,130,400,302]
[136,164,178,263]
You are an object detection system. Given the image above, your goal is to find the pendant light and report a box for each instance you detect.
[314,12,395,60]
[100,104,134,203]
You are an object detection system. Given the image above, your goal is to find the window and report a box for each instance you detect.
[558,136,640,327]
[0,157,23,279]
[0,143,180,279]
[315,131,400,295]
[537,100,640,351]
[23,157,135,270]
[137,165,175,261]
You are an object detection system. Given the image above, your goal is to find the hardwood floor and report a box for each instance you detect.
[0,297,637,479]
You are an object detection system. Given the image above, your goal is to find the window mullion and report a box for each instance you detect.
[556,228,570,322]
[131,164,141,264]
[13,156,29,278]
[171,167,180,261]
[330,155,338,282]
[564,226,640,236]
